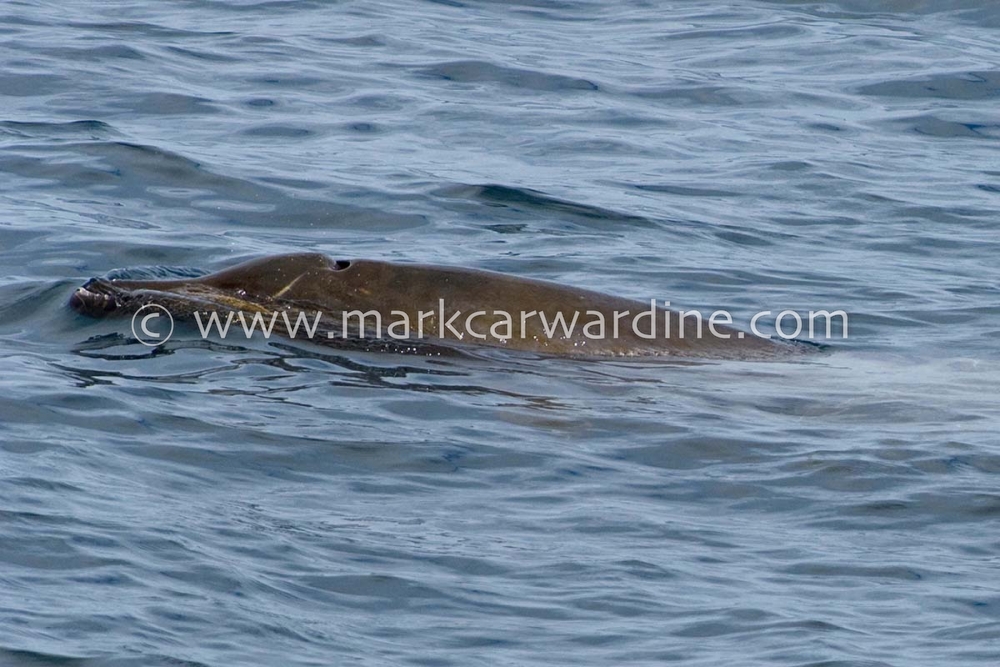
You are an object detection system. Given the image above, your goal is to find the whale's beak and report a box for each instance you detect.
[68,280,121,317]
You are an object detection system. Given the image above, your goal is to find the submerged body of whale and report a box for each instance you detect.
[69,253,811,360]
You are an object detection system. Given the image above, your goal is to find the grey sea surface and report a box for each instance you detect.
[2,1,999,665]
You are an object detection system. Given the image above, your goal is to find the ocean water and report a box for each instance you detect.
[2,1,999,665]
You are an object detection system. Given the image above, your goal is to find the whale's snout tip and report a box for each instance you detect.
[69,281,119,317]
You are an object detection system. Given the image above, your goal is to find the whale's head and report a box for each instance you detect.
[68,253,359,320]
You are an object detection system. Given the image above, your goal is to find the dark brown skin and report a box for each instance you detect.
[69,253,808,359]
